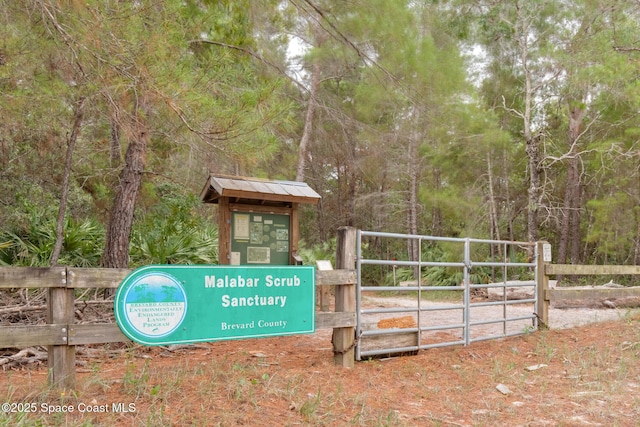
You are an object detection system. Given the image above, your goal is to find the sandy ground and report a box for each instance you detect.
[2,291,640,426]
[358,293,638,357]
[361,294,634,329]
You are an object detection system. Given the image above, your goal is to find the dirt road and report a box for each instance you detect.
[359,294,638,354]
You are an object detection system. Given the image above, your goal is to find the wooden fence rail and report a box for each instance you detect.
[537,244,640,328]
[0,266,357,390]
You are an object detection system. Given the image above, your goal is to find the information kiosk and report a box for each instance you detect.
[200,174,321,265]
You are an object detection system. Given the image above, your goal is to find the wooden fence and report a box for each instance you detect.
[0,227,359,390]
[536,246,640,328]
[0,266,356,389]
[7,233,638,391]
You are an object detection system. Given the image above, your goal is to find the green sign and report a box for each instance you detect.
[114,265,315,345]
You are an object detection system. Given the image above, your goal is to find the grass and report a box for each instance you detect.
[0,359,402,427]
[1,313,640,426]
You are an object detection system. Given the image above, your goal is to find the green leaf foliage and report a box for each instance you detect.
[129,186,218,266]
[1,0,640,270]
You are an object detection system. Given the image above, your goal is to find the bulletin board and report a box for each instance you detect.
[230,211,291,265]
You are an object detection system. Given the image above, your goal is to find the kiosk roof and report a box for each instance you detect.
[200,174,321,206]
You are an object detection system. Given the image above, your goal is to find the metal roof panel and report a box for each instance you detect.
[201,174,320,205]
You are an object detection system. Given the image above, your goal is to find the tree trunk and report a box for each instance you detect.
[514,3,541,247]
[500,139,515,243]
[295,63,318,182]
[407,134,420,278]
[486,152,500,242]
[635,167,640,265]
[635,205,640,265]
[429,168,443,237]
[295,24,324,182]
[345,133,357,227]
[102,100,149,270]
[525,133,541,244]
[568,172,582,264]
[567,106,585,264]
[560,156,582,263]
[50,97,85,266]
[109,106,122,168]
[487,152,501,281]
[558,104,585,265]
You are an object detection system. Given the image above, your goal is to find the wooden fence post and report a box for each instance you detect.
[333,226,357,367]
[536,241,550,329]
[47,268,75,389]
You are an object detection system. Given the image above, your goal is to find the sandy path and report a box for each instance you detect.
[359,294,638,345]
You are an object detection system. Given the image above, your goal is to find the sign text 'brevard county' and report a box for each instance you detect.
[115,265,315,346]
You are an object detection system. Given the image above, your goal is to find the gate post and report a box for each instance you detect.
[536,241,550,329]
[333,226,356,367]
[47,268,75,389]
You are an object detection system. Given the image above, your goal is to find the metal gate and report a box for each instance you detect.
[356,231,540,360]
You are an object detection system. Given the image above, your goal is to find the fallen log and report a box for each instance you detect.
[486,280,536,301]
[0,305,47,315]
[552,296,640,309]
[549,284,640,309]
[0,347,47,368]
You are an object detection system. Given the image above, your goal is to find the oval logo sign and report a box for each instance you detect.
[116,271,187,342]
